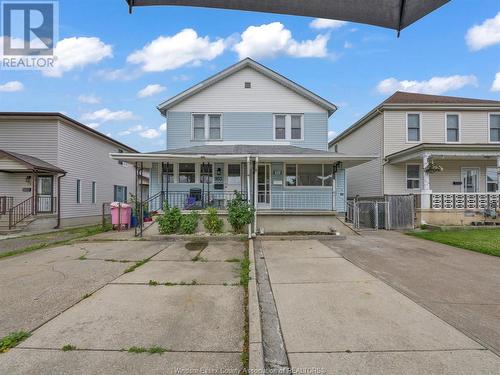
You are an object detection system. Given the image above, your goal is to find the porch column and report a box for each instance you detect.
[421,152,432,209]
[497,156,500,193]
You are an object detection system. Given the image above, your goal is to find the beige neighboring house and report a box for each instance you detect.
[0,113,137,233]
[330,91,500,226]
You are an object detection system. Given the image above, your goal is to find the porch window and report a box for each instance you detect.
[291,115,302,139]
[91,182,96,204]
[275,115,286,139]
[209,115,221,139]
[286,164,333,187]
[113,185,127,203]
[200,163,213,183]
[487,167,498,192]
[490,114,500,142]
[76,179,82,203]
[179,163,195,183]
[228,164,241,185]
[446,114,459,142]
[193,115,205,140]
[285,164,297,186]
[407,113,420,142]
[323,164,334,187]
[162,163,174,183]
[406,165,420,190]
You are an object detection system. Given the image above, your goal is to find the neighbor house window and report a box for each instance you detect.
[487,167,498,192]
[406,165,420,190]
[274,114,303,140]
[162,163,174,183]
[192,114,222,140]
[113,185,127,203]
[285,164,334,187]
[91,182,96,204]
[446,114,460,142]
[490,114,500,142]
[76,180,82,203]
[200,163,213,184]
[407,113,420,142]
[179,163,195,183]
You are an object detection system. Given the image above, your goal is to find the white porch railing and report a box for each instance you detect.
[258,190,335,211]
[430,193,500,210]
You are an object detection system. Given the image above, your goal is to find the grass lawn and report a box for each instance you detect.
[409,228,500,257]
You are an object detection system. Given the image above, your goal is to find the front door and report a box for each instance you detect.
[226,163,242,193]
[461,168,480,193]
[257,164,271,209]
[37,176,54,213]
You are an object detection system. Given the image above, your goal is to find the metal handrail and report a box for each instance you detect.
[9,197,34,229]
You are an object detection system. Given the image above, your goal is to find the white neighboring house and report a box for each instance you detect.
[330,91,500,226]
[0,112,137,233]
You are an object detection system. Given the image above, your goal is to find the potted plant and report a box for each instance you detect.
[425,159,444,174]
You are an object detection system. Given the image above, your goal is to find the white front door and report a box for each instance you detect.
[257,164,271,209]
[225,163,242,193]
[461,168,480,193]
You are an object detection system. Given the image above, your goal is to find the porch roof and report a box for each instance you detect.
[0,149,65,173]
[110,145,376,168]
[385,143,500,164]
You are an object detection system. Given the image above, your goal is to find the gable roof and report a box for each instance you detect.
[0,149,65,173]
[329,91,500,147]
[0,112,138,153]
[157,58,337,116]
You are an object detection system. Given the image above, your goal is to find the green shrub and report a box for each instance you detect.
[157,204,182,234]
[180,211,200,234]
[227,192,255,233]
[203,207,223,234]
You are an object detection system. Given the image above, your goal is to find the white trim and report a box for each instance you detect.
[191,113,223,141]
[444,112,461,143]
[273,113,304,141]
[460,167,480,193]
[488,112,500,144]
[405,163,421,191]
[406,112,422,144]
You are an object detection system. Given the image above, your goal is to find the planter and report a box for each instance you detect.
[130,215,138,228]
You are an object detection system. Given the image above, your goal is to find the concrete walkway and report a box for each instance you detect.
[0,238,246,374]
[257,238,500,374]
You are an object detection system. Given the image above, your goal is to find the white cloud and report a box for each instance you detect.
[127,29,225,72]
[328,130,338,141]
[0,80,24,92]
[96,68,141,81]
[81,108,136,123]
[233,22,329,60]
[344,41,353,49]
[43,37,112,77]
[86,123,100,129]
[310,19,347,30]
[119,124,144,136]
[78,94,100,104]
[160,123,167,131]
[492,72,500,92]
[376,75,478,95]
[140,128,161,139]
[466,12,500,51]
[138,84,166,98]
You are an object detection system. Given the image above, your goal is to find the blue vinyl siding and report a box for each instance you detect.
[167,112,328,151]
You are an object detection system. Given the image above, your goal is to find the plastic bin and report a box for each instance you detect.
[110,202,131,230]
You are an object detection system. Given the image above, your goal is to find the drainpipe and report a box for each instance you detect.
[54,172,66,229]
[253,156,258,235]
[246,156,252,239]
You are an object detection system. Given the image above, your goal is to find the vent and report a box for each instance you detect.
[244,82,251,89]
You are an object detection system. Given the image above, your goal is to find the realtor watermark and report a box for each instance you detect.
[1,0,58,70]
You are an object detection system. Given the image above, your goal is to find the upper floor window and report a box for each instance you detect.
[407,113,420,142]
[274,114,303,141]
[490,114,500,143]
[446,114,460,143]
[406,164,420,190]
[192,114,222,140]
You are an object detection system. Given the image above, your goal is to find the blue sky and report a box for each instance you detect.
[0,0,499,152]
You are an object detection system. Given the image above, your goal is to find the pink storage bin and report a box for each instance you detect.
[110,202,131,229]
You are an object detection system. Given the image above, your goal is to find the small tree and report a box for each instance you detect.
[157,204,182,234]
[203,207,224,234]
[227,192,255,233]
[180,211,200,234]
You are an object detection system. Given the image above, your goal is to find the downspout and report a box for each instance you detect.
[246,156,252,239]
[253,156,258,235]
[54,172,66,229]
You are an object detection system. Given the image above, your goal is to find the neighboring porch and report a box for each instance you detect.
[386,144,500,225]
[0,149,64,232]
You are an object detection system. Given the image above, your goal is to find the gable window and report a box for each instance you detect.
[91,182,97,204]
[285,164,334,187]
[76,180,82,203]
[162,163,174,183]
[114,185,127,203]
[490,114,500,142]
[192,114,222,140]
[446,114,460,142]
[274,114,303,141]
[407,113,420,142]
[406,165,420,190]
[179,163,195,183]
[487,167,498,192]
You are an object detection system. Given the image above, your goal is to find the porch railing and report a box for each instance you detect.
[0,196,14,216]
[9,197,34,229]
[36,196,57,214]
[147,190,248,212]
[430,193,500,210]
[260,190,335,211]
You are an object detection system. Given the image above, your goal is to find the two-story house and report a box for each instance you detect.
[110,58,373,234]
[330,91,500,226]
[0,112,137,233]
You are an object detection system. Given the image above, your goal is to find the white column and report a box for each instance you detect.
[421,152,432,209]
[497,156,500,193]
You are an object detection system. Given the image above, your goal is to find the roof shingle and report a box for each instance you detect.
[383,91,500,105]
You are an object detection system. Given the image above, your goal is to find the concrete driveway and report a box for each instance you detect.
[256,238,500,374]
[0,238,246,374]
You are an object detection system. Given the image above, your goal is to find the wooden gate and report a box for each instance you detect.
[385,195,415,230]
